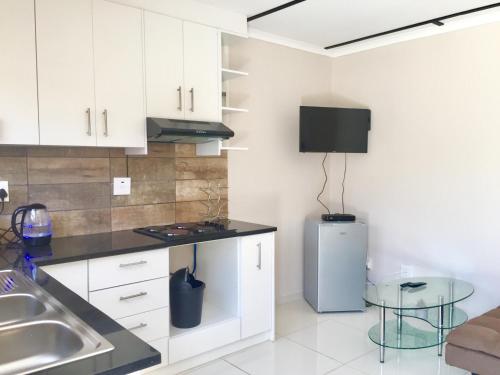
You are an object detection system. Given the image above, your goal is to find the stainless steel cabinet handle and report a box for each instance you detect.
[177,86,182,111]
[189,87,194,112]
[257,242,262,270]
[128,322,147,331]
[119,291,147,301]
[103,109,108,137]
[119,260,147,268]
[86,108,92,136]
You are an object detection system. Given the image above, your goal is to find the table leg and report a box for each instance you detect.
[438,295,444,356]
[379,300,386,363]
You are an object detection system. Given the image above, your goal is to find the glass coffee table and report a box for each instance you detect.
[364,277,474,363]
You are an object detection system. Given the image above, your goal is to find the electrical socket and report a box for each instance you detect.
[0,181,9,202]
[113,177,131,196]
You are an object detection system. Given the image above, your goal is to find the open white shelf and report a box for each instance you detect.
[222,68,248,81]
[170,301,236,338]
[222,106,248,114]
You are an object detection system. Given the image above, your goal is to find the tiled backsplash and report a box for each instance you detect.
[0,144,227,237]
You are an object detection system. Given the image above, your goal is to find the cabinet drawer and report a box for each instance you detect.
[41,260,88,301]
[116,308,169,342]
[169,318,240,363]
[89,248,169,291]
[89,278,169,319]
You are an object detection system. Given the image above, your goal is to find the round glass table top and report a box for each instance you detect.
[364,277,474,310]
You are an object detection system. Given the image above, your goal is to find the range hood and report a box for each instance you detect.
[147,117,234,144]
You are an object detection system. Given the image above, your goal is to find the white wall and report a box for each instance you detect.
[226,38,333,302]
[330,22,500,316]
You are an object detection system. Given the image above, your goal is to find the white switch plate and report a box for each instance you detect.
[113,177,131,196]
[0,181,9,202]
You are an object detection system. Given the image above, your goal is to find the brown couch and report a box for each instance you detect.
[446,307,500,375]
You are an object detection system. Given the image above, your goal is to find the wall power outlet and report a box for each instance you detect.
[0,181,9,202]
[113,177,131,196]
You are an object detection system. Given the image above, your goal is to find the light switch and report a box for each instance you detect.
[113,177,131,196]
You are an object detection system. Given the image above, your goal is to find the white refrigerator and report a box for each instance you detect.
[304,218,368,312]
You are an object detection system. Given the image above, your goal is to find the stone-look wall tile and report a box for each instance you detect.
[0,146,27,157]
[0,157,28,184]
[176,179,228,202]
[50,208,111,237]
[27,157,110,184]
[111,203,175,231]
[110,158,127,178]
[175,200,228,223]
[112,181,175,207]
[2,185,28,215]
[175,158,227,180]
[29,183,111,211]
[109,148,126,157]
[27,146,110,158]
[132,143,175,158]
[127,157,175,181]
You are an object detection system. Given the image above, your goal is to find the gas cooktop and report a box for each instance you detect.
[133,221,236,242]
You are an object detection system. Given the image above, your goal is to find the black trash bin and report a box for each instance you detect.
[170,267,206,328]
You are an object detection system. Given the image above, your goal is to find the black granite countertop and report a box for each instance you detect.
[0,220,276,374]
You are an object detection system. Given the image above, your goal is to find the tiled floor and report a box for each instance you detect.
[155,299,470,375]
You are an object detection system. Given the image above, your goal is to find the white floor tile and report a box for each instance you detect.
[348,347,467,375]
[224,338,342,375]
[286,319,377,364]
[327,307,380,333]
[276,299,331,336]
[326,365,368,375]
[179,360,247,375]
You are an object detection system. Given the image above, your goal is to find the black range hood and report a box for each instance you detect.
[147,117,234,144]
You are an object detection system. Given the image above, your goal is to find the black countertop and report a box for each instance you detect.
[0,220,276,374]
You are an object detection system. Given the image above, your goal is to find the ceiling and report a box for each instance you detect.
[197,0,498,50]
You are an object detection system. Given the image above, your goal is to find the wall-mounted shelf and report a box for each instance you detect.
[222,68,248,81]
[222,106,248,114]
[196,139,248,156]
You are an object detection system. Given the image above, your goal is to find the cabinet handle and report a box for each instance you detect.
[257,242,262,270]
[128,322,148,331]
[189,87,194,112]
[119,291,147,301]
[103,109,108,137]
[177,86,182,111]
[86,108,92,136]
[119,260,147,268]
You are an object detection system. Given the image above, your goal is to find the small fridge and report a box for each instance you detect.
[304,218,368,312]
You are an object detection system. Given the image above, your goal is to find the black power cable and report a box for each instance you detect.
[316,153,330,214]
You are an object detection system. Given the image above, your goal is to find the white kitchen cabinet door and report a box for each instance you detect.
[93,0,145,148]
[144,11,184,119]
[41,261,89,301]
[36,0,96,146]
[0,0,39,145]
[183,22,220,122]
[240,233,274,339]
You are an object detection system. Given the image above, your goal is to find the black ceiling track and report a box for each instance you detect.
[247,0,307,22]
[325,2,500,49]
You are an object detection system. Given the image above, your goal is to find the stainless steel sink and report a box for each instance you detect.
[0,270,114,375]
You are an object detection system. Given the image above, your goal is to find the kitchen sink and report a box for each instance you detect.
[0,270,114,375]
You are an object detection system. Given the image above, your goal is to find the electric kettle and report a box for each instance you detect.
[11,203,52,246]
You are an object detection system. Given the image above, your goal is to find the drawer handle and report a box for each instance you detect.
[257,242,262,270]
[120,291,148,301]
[128,322,148,331]
[119,260,147,268]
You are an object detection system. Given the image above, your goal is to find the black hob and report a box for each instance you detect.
[133,221,235,242]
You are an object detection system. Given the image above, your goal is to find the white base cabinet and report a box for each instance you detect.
[40,232,275,373]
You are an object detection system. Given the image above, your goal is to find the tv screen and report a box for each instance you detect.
[299,106,371,153]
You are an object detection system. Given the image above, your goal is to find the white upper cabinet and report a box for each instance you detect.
[93,0,145,147]
[240,233,274,339]
[0,0,39,145]
[36,0,96,146]
[144,12,184,120]
[183,22,220,122]
[144,16,220,123]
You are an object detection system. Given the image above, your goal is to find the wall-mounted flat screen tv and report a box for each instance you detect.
[299,106,371,153]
